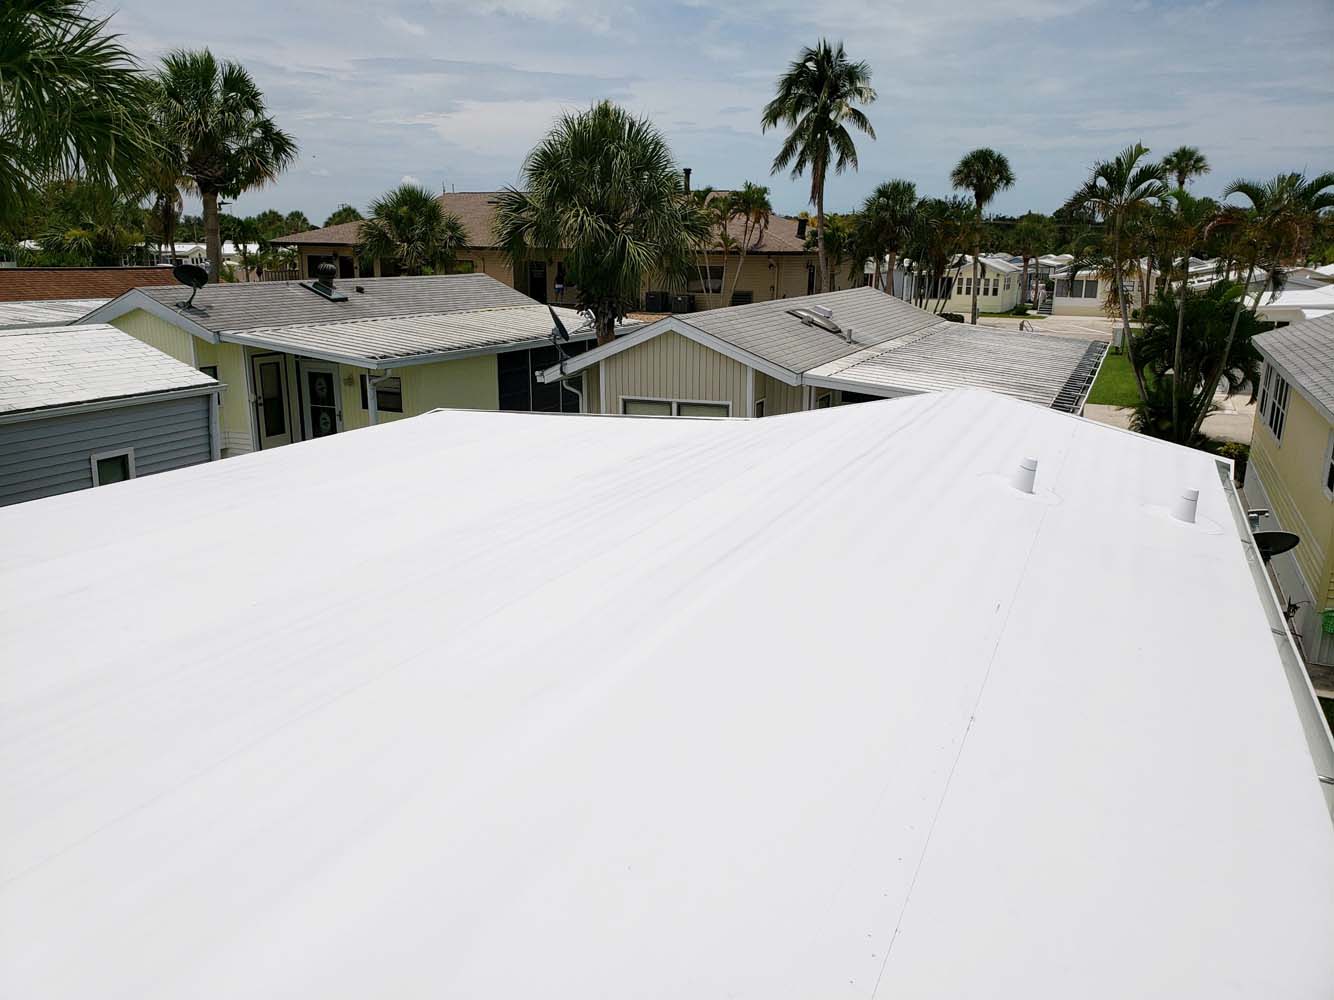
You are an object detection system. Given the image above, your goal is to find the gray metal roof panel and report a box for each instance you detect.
[0,299,109,331]
[0,324,219,415]
[1254,313,1334,418]
[235,305,593,365]
[132,273,535,335]
[684,286,948,373]
[810,322,1105,412]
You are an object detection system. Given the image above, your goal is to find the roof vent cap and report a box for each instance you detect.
[301,261,348,302]
[809,304,833,320]
[786,307,842,336]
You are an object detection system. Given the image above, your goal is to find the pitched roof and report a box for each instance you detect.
[100,273,536,335]
[270,191,815,254]
[1254,311,1334,421]
[0,266,177,303]
[0,298,109,331]
[2,391,1330,998]
[0,323,218,417]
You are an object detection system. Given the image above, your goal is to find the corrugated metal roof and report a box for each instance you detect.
[232,304,593,366]
[684,285,948,373]
[2,392,1331,997]
[0,324,218,416]
[809,323,1107,413]
[1254,312,1334,420]
[0,298,108,331]
[127,273,535,335]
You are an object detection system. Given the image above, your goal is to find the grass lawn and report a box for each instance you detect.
[1086,350,1153,407]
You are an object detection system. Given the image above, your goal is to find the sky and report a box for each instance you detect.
[92,0,1334,225]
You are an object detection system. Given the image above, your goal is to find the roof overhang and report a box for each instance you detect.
[79,290,221,344]
[537,316,802,387]
[0,382,222,425]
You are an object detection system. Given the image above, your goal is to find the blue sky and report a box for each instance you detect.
[93,0,1334,223]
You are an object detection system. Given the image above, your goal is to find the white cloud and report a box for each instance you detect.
[401,174,422,185]
[309,167,331,177]
[380,13,427,36]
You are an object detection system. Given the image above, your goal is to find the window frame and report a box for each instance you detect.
[687,266,725,294]
[754,397,766,418]
[620,396,732,418]
[1324,429,1334,498]
[360,374,404,414]
[90,447,136,487]
[1262,364,1291,442]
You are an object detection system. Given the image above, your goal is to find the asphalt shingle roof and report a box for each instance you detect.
[132,273,535,335]
[0,267,177,302]
[1254,312,1334,419]
[0,324,219,417]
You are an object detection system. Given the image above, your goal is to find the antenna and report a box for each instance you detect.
[548,306,571,361]
[172,263,209,311]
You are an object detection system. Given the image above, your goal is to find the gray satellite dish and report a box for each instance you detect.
[173,263,209,311]
[1253,530,1300,563]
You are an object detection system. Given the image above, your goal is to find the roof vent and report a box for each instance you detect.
[301,261,347,302]
[786,307,843,336]
[809,304,833,320]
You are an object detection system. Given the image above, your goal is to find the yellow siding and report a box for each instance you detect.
[1250,388,1334,608]
[582,367,600,414]
[339,355,500,431]
[754,371,804,415]
[112,308,196,364]
[600,331,748,415]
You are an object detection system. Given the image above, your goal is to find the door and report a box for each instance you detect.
[527,261,548,303]
[301,363,342,439]
[251,355,292,449]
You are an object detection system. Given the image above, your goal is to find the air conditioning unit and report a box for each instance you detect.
[670,293,695,313]
[645,291,668,312]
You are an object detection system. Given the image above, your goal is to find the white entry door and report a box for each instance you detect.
[300,363,342,439]
[251,355,292,449]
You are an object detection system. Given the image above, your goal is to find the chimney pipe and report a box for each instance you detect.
[1012,457,1038,495]
[796,217,808,239]
[1172,488,1199,524]
[683,167,691,193]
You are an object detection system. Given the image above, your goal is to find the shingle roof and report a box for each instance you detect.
[683,285,955,373]
[232,305,592,367]
[270,191,814,254]
[0,267,177,302]
[0,324,219,417]
[1254,312,1334,420]
[0,298,109,330]
[127,273,535,335]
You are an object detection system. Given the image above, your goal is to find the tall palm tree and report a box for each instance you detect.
[356,183,468,276]
[1011,212,1054,304]
[950,148,1015,324]
[724,181,772,304]
[1161,190,1215,438]
[494,101,707,345]
[1160,145,1210,190]
[1069,143,1167,401]
[761,39,876,293]
[0,0,150,227]
[860,179,917,296]
[155,49,297,280]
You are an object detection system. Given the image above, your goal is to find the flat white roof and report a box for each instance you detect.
[1,391,1331,998]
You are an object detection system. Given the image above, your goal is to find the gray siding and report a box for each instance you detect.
[0,396,213,506]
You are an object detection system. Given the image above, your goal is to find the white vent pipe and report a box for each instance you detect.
[1012,457,1038,495]
[1172,488,1199,524]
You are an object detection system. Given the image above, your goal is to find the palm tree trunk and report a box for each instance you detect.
[202,189,223,280]
[596,308,616,347]
[815,169,829,293]
[1190,261,1256,438]
[969,248,980,324]
[726,221,751,305]
[1020,256,1030,305]
[886,250,897,296]
[1171,249,1189,441]
[1114,225,1150,406]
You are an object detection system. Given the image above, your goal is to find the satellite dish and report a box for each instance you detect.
[1253,530,1300,563]
[548,305,571,360]
[173,263,209,311]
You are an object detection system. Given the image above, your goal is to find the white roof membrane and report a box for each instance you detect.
[1,391,1331,998]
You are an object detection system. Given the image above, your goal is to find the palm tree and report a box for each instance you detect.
[1160,145,1210,190]
[1011,212,1054,304]
[323,204,363,228]
[1161,190,1216,437]
[1069,143,1168,401]
[860,179,917,296]
[155,50,297,280]
[950,148,1015,324]
[356,183,468,276]
[724,182,773,304]
[494,101,707,345]
[761,39,876,293]
[0,0,150,227]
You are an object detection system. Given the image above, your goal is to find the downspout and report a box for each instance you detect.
[552,356,585,412]
[208,388,222,460]
[367,368,394,425]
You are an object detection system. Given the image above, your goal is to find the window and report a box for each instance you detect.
[963,277,972,295]
[754,398,766,418]
[498,343,588,413]
[730,290,754,306]
[1325,433,1334,495]
[815,393,832,408]
[360,374,404,413]
[688,266,724,294]
[1082,278,1099,299]
[90,448,135,487]
[1004,276,1011,289]
[1259,364,1290,440]
[622,398,730,417]
[199,365,218,379]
